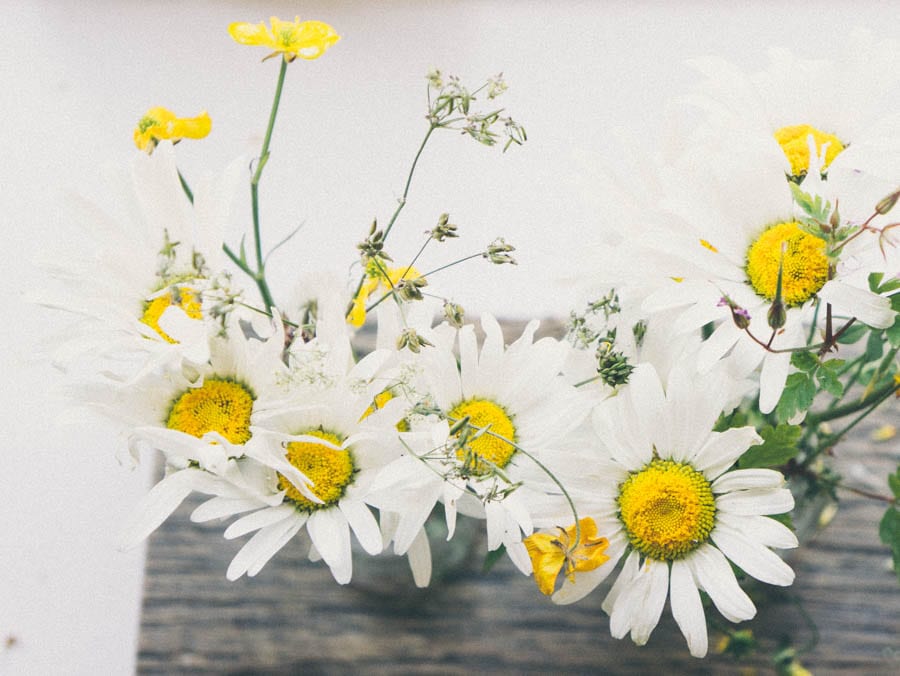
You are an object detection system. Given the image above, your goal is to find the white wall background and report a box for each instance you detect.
[2,1,897,673]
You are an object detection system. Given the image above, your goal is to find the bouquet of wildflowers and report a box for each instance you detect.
[39,16,898,663]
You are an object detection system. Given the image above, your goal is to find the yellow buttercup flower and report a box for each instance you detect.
[134,107,211,153]
[228,16,340,62]
[347,264,423,328]
[523,517,610,596]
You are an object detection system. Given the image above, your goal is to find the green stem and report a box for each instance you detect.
[346,124,438,322]
[420,252,485,278]
[448,416,583,549]
[383,124,436,243]
[247,56,289,312]
[813,382,898,450]
[807,379,898,425]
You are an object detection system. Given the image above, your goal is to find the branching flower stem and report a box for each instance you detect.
[446,415,583,551]
[223,57,289,313]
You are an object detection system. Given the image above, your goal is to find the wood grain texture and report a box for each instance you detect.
[137,323,899,675]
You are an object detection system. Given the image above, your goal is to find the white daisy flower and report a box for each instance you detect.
[367,313,594,575]
[550,361,797,658]
[35,141,245,383]
[72,309,289,472]
[675,29,900,182]
[607,134,894,412]
[200,348,406,584]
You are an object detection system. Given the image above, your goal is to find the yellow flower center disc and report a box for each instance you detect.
[745,221,829,306]
[774,124,845,177]
[279,430,356,511]
[617,459,716,561]
[449,398,516,476]
[166,379,255,444]
[141,286,203,343]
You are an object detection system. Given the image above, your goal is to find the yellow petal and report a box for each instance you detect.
[229,16,340,61]
[168,111,212,141]
[523,533,565,596]
[134,107,211,152]
[228,20,276,48]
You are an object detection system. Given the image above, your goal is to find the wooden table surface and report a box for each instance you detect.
[137,325,899,675]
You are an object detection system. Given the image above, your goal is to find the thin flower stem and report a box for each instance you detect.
[807,378,899,425]
[448,416,583,549]
[347,124,438,321]
[406,236,432,275]
[574,374,603,388]
[383,124,436,242]
[247,56,289,313]
[742,315,856,354]
[789,593,820,655]
[814,382,898,447]
[420,252,485,278]
[836,483,896,504]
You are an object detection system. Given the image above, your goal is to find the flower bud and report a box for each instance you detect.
[767,298,787,329]
[875,189,900,215]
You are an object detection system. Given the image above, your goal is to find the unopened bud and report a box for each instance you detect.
[396,276,427,301]
[396,328,433,353]
[875,188,900,215]
[767,298,787,329]
[485,238,517,265]
[443,301,465,328]
[717,296,751,330]
[430,213,459,242]
[828,201,840,231]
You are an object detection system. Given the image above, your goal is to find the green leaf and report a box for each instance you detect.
[776,373,817,422]
[738,424,802,469]
[878,507,900,584]
[789,183,831,222]
[865,330,884,361]
[816,366,845,398]
[889,467,900,500]
[869,271,900,295]
[887,314,900,349]
[790,351,819,372]
[869,271,885,292]
[836,322,867,344]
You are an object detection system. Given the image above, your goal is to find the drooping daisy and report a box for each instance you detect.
[35,141,245,383]
[367,313,595,574]
[195,347,407,583]
[546,361,797,658]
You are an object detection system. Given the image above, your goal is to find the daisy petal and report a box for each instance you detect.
[340,500,383,556]
[670,559,708,658]
[406,527,433,588]
[712,524,795,586]
[307,508,353,584]
[690,545,756,623]
[711,469,785,493]
[716,487,794,516]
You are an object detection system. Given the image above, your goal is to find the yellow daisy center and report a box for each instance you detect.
[617,459,716,561]
[141,286,203,343]
[774,124,845,177]
[166,379,255,444]
[279,430,356,511]
[449,398,516,476]
[746,221,829,306]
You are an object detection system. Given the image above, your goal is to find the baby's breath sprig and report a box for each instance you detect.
[346,70,525,324]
